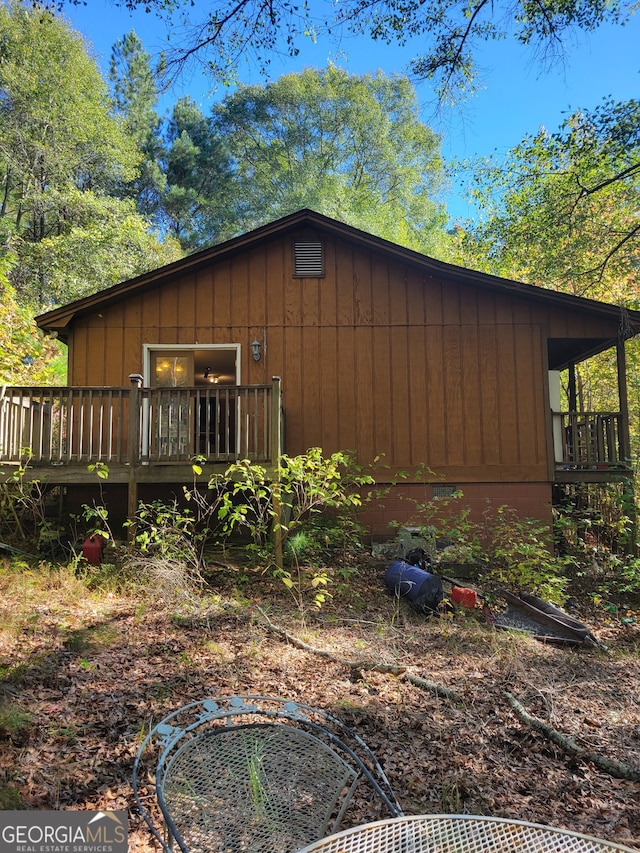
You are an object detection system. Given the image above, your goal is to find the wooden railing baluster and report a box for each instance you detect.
[0,383,280,469]
[559,411,625,468]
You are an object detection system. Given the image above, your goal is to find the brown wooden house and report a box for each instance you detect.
[1,209,638,535]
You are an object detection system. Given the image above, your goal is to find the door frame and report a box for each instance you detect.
[141,344,242,459]
[142,344,242,386]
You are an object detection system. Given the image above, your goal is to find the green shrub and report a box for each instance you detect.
[478,506,569,603]
[402,491,570,603]
[574,551,640,603]
[284,530,324,566]
[211,448,372,556]
[209,448,373,607]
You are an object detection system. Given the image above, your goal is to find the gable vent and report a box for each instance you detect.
[294,241,324,277]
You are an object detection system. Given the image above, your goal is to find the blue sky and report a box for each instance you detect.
[65,1,639,221]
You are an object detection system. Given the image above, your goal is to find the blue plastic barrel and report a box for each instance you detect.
[384,560,443,613]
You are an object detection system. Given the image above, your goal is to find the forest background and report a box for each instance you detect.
[0,0,639,466]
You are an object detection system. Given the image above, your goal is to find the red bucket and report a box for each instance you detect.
[451,586,477,608]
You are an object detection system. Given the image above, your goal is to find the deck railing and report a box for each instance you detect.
[560,411,627,468]
[0,380,281,467]
[0,387,626,472]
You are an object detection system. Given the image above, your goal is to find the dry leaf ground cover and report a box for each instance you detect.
[0,555,638,851]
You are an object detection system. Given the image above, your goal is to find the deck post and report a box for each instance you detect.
[616,337,631,464]
[270,376,282,463]
[270,377,283,570]
[127,374,143,466]
[616,338,636,554]
[568,362,577,413]
[127,374,143,538]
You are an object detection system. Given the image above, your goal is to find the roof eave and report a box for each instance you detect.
[35,209,640,333]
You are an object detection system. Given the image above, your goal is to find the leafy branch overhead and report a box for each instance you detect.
[455,97,640,297]
[45,0,635,100]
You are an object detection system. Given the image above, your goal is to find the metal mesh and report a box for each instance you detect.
[295,815,638,853]
[132,696,403,853]
[161,724,356,853]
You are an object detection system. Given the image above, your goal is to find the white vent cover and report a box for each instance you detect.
[294,241,324,277]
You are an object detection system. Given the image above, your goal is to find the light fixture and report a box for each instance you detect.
[204,368,219,383]
[251,339,262,361]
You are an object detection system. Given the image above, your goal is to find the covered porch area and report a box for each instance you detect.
[548,333,634,483]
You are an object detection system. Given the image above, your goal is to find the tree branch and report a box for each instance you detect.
[255,610,639,782]
[161,0,278,75]
[506,692,640,782]
[573,222,640,282]
[256,607,460,700]
[571,160,640,214]
[438,0,492,98]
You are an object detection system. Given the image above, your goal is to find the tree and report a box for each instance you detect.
[109,29,167,220]
[0,2,181,306]
[49,0,635,103]
[162,96,234,250]
[0,254,64,384]
[199,68,447,253]
[20,193,185,303]
[453,98,640,303]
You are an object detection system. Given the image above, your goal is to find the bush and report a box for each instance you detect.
[403,492,570,604]
[572,550,640,604]
[210,448,372,557]
[478,505,570,604]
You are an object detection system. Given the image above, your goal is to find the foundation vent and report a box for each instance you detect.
[432,485,458,498]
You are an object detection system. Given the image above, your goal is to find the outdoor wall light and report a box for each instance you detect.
[204,368,219,383]
[251,339,262,361]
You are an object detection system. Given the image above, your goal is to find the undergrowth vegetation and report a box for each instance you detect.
[2,462,639,849]
[1,448,639,614]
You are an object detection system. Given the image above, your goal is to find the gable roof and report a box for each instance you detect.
[37,209,640,359]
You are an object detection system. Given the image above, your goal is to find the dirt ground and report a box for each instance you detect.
[0,556,639,850]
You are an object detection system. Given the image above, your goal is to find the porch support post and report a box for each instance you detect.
[270,376,282,463]
[566,362,579,466]
[616,337,631,464]
[616,338,636,555]
[270,376,283,571]
[127,374,143,538]
[568,362,577,413]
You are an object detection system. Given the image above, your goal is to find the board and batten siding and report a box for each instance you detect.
[68,230,619,484]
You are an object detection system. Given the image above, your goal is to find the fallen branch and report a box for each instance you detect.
[256,610,638,766]
[258,608,405,672]
[257,607,460,700]
[506,692,640,782]
[403,672,460,700]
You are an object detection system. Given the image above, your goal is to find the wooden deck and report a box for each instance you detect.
[0,377,283,485]
[0,378,632,488]
[554,411,632,482]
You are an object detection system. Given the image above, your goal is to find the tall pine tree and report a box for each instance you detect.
[109,30,166,221]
